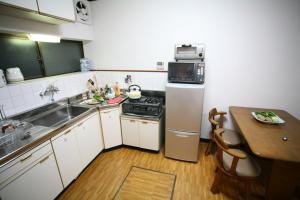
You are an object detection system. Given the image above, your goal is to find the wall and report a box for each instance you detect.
[0,72,94,117]
[94,71,167,91]
[84,0,300,138]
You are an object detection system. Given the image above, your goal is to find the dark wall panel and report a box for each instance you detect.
[0,37,43,79]
[39,40,83,76]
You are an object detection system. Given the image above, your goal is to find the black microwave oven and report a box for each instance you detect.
[168,62,205,84]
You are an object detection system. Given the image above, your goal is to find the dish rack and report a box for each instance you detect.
[0,120,32,147]
[0,131,15,147]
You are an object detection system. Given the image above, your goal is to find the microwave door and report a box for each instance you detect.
[168,63,195,83]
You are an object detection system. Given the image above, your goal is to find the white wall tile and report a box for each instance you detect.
[0,87,10,100]
[20,83,33,94]
[23,94,37,110]
[1,72,90,117]
[12,96,25,108]
[5,108,16,117]
[0,98,14,110]
[8,85,22,97]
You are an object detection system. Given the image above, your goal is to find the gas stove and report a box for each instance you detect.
[122,96,163,116]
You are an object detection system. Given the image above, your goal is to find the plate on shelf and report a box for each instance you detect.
[251,111,285,124]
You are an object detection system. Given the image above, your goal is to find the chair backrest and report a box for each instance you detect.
[214,128,246,175]
[214,128,229,150]
[208,108,226,133]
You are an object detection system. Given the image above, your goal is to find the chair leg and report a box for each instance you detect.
[211,170,222,194]
[214,167,218,173]
[205,140,212,156]
[245,181,251,200]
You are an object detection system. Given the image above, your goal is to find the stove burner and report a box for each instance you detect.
[128,96,162,104]
[144,97,159,104]
[123,96,163,116]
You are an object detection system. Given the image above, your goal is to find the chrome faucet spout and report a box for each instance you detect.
[40,84,60,102]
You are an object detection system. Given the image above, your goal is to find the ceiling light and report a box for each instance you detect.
[27,34,61,43]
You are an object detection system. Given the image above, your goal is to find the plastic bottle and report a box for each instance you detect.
[114,82,120,97]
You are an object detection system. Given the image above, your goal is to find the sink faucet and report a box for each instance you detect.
[40,84,60,102]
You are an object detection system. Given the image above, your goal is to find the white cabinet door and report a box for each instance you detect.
[0,153,63,200]
[76,113,104,169]
[52,129,82,188]
[0,0,38,11]
[138,121,160,151]
[121,118,139,147]
[100,108,122,149]
[37,0,75,21]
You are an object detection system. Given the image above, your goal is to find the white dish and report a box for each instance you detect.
[251,112,285,124]
[85,99,100,105]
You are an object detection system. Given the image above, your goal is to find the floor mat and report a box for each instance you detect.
[114,166,176,200]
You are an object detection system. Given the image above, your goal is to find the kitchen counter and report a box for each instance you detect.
[0,96,126,166]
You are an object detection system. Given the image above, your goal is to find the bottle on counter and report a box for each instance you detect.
[114,82,120,97]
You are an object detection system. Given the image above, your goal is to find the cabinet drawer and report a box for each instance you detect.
[0,153,63,200]
[0,141,51,189]
[165,129,199,162]
[52,128,82,188]
[138,121,159,151]
[121,118,139,147]
[100,108,122,149]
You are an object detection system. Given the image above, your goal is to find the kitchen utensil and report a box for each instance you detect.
[127,85,141,99]
[6,67,24,83]
[0,69,7,87]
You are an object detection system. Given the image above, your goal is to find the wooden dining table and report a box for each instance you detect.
[229,106,300,200]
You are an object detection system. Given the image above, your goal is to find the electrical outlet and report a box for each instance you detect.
[156,61,164,70]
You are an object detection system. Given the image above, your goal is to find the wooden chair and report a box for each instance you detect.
[205,108,243,156]
[211,128,261,200]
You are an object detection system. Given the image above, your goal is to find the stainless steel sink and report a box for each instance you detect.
[30,106,89,127]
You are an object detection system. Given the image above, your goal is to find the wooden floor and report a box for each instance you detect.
[58,142,264,200]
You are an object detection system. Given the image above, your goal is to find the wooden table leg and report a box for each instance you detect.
[266,160,300,200]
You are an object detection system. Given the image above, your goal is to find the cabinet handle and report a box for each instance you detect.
[20,154,33,162]
[103,111,110,114]
[64,130,71,135]
[39,155,50,164]
[130,120,135,122]
[142,121,148,124]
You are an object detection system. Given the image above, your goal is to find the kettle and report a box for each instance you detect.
[0,69,7,87]
[127,85,142,99]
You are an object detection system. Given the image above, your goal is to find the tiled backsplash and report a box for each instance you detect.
[0,72,94,117]
[0,71,167,117]
[94,71,168,91]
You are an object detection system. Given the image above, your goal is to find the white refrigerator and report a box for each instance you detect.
[165,83,205,162]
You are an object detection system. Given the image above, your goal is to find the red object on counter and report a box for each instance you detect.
[107,97,123,104]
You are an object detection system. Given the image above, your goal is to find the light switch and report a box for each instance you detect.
[156,61,164,70]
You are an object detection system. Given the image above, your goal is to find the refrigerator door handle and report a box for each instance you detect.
[175,134,189,138]
[168,129,199,136]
